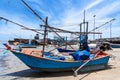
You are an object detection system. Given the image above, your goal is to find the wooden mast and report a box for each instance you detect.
[42,17,48,57]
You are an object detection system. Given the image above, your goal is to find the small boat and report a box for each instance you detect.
[0,1,111,76]
[19,44,37,48]
[4,20,109,73]
[110,43,120,48]
[4,44,110,73]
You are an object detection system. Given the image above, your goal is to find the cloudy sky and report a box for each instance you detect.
[0,0,120,41]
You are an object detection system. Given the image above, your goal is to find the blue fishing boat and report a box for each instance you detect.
[0,0,111,76]
[111,43,120,48]
[4,20,110,73]
[4,43,110,72]
[18,39,37,48]
[19,44,37,48]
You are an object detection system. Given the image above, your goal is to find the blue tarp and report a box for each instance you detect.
[71,50,90,60]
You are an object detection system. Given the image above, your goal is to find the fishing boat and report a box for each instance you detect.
[110,43,120,48]
[1,0,111,76]
[19,44,37,48]
[3,43,110,73]
[1,16,111,76]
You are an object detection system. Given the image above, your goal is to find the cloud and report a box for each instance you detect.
[95,1,120,19]
[56,0,120,33]
[85,0,103,10]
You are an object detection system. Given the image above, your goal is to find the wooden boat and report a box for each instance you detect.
[4,44,110,72]
[19,44,37,48]
[3,19,110,73]
[0,1,111,76]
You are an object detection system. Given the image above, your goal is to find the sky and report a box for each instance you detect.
[0,0,120,41]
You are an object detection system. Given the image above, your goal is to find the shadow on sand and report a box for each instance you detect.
[6,69,74,78]
[5,65,113,79]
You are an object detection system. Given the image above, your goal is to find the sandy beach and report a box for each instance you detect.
[0,48,120,80]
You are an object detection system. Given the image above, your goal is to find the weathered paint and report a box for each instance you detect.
[12,51,110,72]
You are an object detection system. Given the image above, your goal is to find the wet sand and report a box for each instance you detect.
[0,48,120,80]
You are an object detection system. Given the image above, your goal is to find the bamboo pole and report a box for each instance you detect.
[0,17,43,35]
[42,17,48,56]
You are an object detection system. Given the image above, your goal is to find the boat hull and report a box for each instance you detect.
[111,44,120,48]
[19,44,37,48]
[29,64,107,72]
[12,51,110,72]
